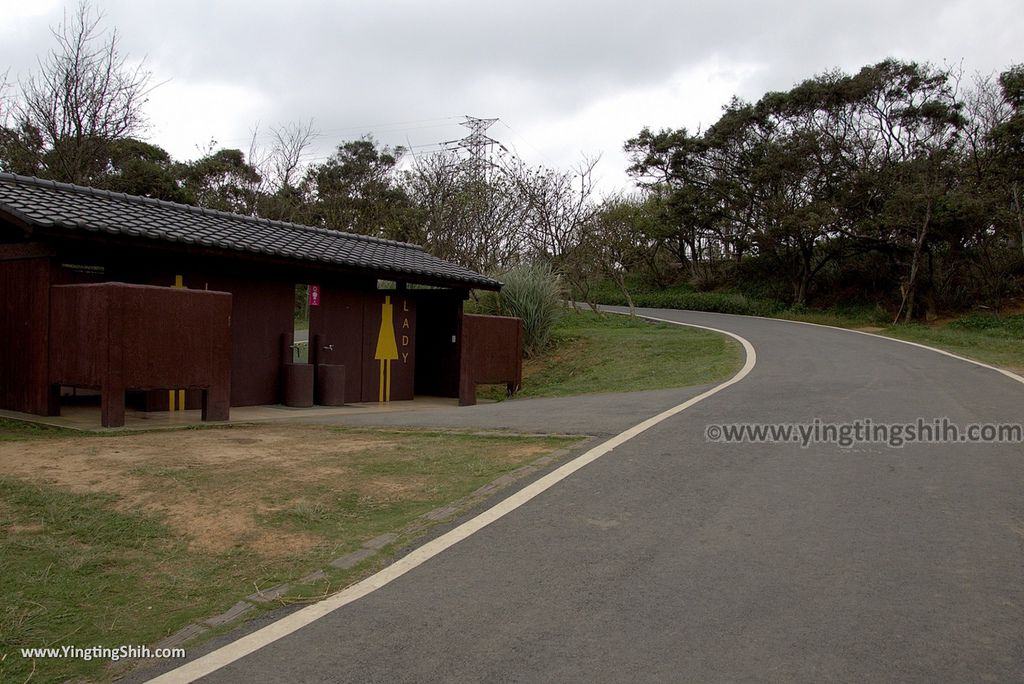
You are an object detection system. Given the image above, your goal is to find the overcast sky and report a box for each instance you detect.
[2,0,1021,193]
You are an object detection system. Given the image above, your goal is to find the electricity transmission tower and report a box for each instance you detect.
[443,116,508,180]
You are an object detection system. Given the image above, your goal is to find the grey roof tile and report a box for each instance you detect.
[0,173,500,290]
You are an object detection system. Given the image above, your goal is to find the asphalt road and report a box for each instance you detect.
[149,309,1024,683]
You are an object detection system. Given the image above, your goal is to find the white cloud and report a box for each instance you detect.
[510,56,764,194]
[0,0,59,25]
[144,76,271,160]
[1,0,1021,191]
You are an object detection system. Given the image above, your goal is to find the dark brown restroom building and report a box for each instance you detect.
[0,173,521,426]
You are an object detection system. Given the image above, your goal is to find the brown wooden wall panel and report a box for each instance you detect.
[49,265,294,408]
[458,313,523,406]
[39,242,453,408]
[0,256,51,414]
[49,283,232,389]
[392,295,417,400]
[210,278,293,406]
[49,283,232,426]
[48,284,108,388]
[309,287,365,404]
[120,289,232,388]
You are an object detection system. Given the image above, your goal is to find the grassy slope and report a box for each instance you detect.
[480,309,742,400]
[876,320,1024,372]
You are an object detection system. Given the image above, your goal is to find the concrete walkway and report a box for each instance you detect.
[0,397,461,432]
[3,386,714,438]
[298,385,715,437]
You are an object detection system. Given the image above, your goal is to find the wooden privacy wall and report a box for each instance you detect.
[0,248,51,415]
[458,313,523,406]
[48,282,232,427]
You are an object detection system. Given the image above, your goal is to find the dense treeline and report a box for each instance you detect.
[623,60,1024,320]
[2,5,1022,320]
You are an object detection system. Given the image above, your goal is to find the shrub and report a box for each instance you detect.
[949,314,1024,338]
[589,287,784,317]
[478,263,564,357]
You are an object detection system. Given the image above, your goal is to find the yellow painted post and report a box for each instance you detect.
[170,275,185,411]
[374,296,399,403]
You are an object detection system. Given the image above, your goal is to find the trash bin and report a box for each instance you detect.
[317,364,345,406]
[283,363,314,407]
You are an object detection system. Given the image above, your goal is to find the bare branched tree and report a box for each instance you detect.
[13,0,154,183]
[0,68,10,125]
[502,154,601,262]
[250,119,319,191]
[406,150,528,272]
[243,119,318,220]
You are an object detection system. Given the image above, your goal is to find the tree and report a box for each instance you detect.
[180,147,261,214]
[404,150,526,272]
[622,59,998,316]
[92,138,188,202]
[504,154,600,263]
[303,137,417,240]
[626,126,721,284]
[990,66,1024,258]
[578,195,659,314]
[249,119,319,222]
[843,61,966,321]
[3,1,154,184]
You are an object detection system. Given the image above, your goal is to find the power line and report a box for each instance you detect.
[498,119,557,167]
[211,115,465,147]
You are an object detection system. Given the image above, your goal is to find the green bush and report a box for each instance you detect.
[948,314,1024,337]
[590,288,784,317]
[478,263,564,357]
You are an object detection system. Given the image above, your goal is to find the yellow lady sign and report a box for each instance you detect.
[371,294,415,403]
[375,296,400,402]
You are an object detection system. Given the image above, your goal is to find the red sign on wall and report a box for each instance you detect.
[309,285,321,307]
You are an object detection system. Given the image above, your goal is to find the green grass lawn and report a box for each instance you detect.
[877,317,1024,372]
[0,424,577,683]
[480,309,743,400]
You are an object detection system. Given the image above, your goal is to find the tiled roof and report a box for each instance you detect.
[0,173,500,290]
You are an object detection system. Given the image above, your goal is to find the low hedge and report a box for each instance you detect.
[590,289,785,317]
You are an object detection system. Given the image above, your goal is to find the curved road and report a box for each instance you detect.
[148,309,1024,683]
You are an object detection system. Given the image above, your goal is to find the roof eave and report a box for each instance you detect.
[34,227,502,290]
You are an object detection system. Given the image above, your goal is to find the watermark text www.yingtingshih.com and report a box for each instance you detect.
[704,418,1024,449]
[19,644,186,662]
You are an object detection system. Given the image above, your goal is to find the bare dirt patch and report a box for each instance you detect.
[0,425,404,556]
[495,443,556,464]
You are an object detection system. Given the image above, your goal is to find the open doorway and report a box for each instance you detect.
[293,284,310,364]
